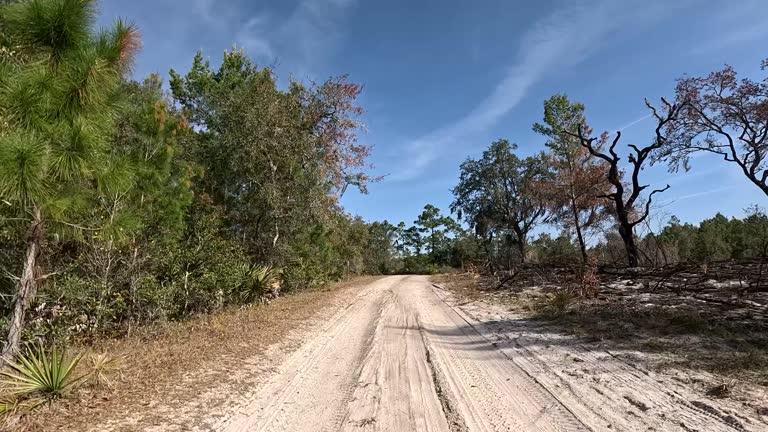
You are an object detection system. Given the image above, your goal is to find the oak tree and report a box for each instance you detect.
[451,140,549,264]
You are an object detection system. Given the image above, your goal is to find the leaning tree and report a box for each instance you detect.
[655,59,768,196]
[0,0,138,356]
[567,99,686,267]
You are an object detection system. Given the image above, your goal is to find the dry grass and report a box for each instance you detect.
[432,272,484,303]
[13,276,382,431]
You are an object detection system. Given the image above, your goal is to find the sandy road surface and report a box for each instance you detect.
[221,275,588,432]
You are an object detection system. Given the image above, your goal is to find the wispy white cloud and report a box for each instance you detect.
[658,166,722,187]
[236,15,275,60]
[615,113,652,132]
[99,0,355,98]
[391,0,680,181]
[234,0,357,78]
[190,0,216,24]
[181,0,356,77]
[668,186,733,202]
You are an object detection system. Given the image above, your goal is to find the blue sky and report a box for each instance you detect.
[98,0,768,230]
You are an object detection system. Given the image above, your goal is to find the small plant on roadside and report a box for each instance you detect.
[668,311,708,333]
[545,290,574,315]
[706,382,732,398]
[236,264,281,303]
[578,256,600,297]
[87,353,121,389]
[0,394,41,417]
[0,396,21,417]
[0,344,85,400]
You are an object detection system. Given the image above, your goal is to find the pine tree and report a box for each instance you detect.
[0,0,138,356]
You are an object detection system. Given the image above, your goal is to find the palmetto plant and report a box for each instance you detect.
[0,396,21,417]
[0,344,84,400]
[0,0,139,356]
[237,263,280,303]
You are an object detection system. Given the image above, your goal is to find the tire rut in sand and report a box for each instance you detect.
[400,276,589,432]
[222,277,397,432]
[225,276,592,432]
[340,287,450,432]
[422,331,469,432]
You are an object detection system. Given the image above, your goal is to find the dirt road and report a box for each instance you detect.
[66,275,762,431]
[221,276,588,432]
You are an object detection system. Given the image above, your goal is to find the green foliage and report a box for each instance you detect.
[650,209,768,265]
[169,48,371,265]
[0,343,83,399]
[531,233,581,265]
[451,140,550,267]
[415,204,459,263]
[0,0,141,354]
[532,94,610,261]
[693,214,733,261]
[236,264,280,303]
[0,131,47,203]
[363,221,397,274]
[106,75,195,242]
[2,0,95,63]
[282,224,338,290]
[0,7,383,343]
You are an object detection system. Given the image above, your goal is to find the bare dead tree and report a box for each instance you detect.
[566,98,685,267]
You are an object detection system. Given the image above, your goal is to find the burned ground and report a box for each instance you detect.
[434,261,768,428]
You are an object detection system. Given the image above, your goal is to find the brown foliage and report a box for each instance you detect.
[656,59,768,196]
[533,95,612,262]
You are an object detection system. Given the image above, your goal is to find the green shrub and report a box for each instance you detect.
[235,264,280,303]
[282,257,331,291]
[0,344,84,400]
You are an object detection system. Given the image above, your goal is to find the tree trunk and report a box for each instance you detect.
[483,233,495,274]
[512,226,527,264]
[3,207,43,359]
[570,200,588,264]
[617,221,639,267]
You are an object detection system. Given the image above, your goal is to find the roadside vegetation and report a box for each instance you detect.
[0,0,386,423]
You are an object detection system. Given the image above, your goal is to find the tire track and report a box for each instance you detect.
[340,286,450,432]
[223,275,593,432]
[402,276,590,432]
[222,277,399,432]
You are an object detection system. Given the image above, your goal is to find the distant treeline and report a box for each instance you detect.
[368,58,768,273]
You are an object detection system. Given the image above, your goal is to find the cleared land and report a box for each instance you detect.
[25,274,768,431]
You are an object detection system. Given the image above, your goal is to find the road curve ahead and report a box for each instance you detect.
[223,275,588,432]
